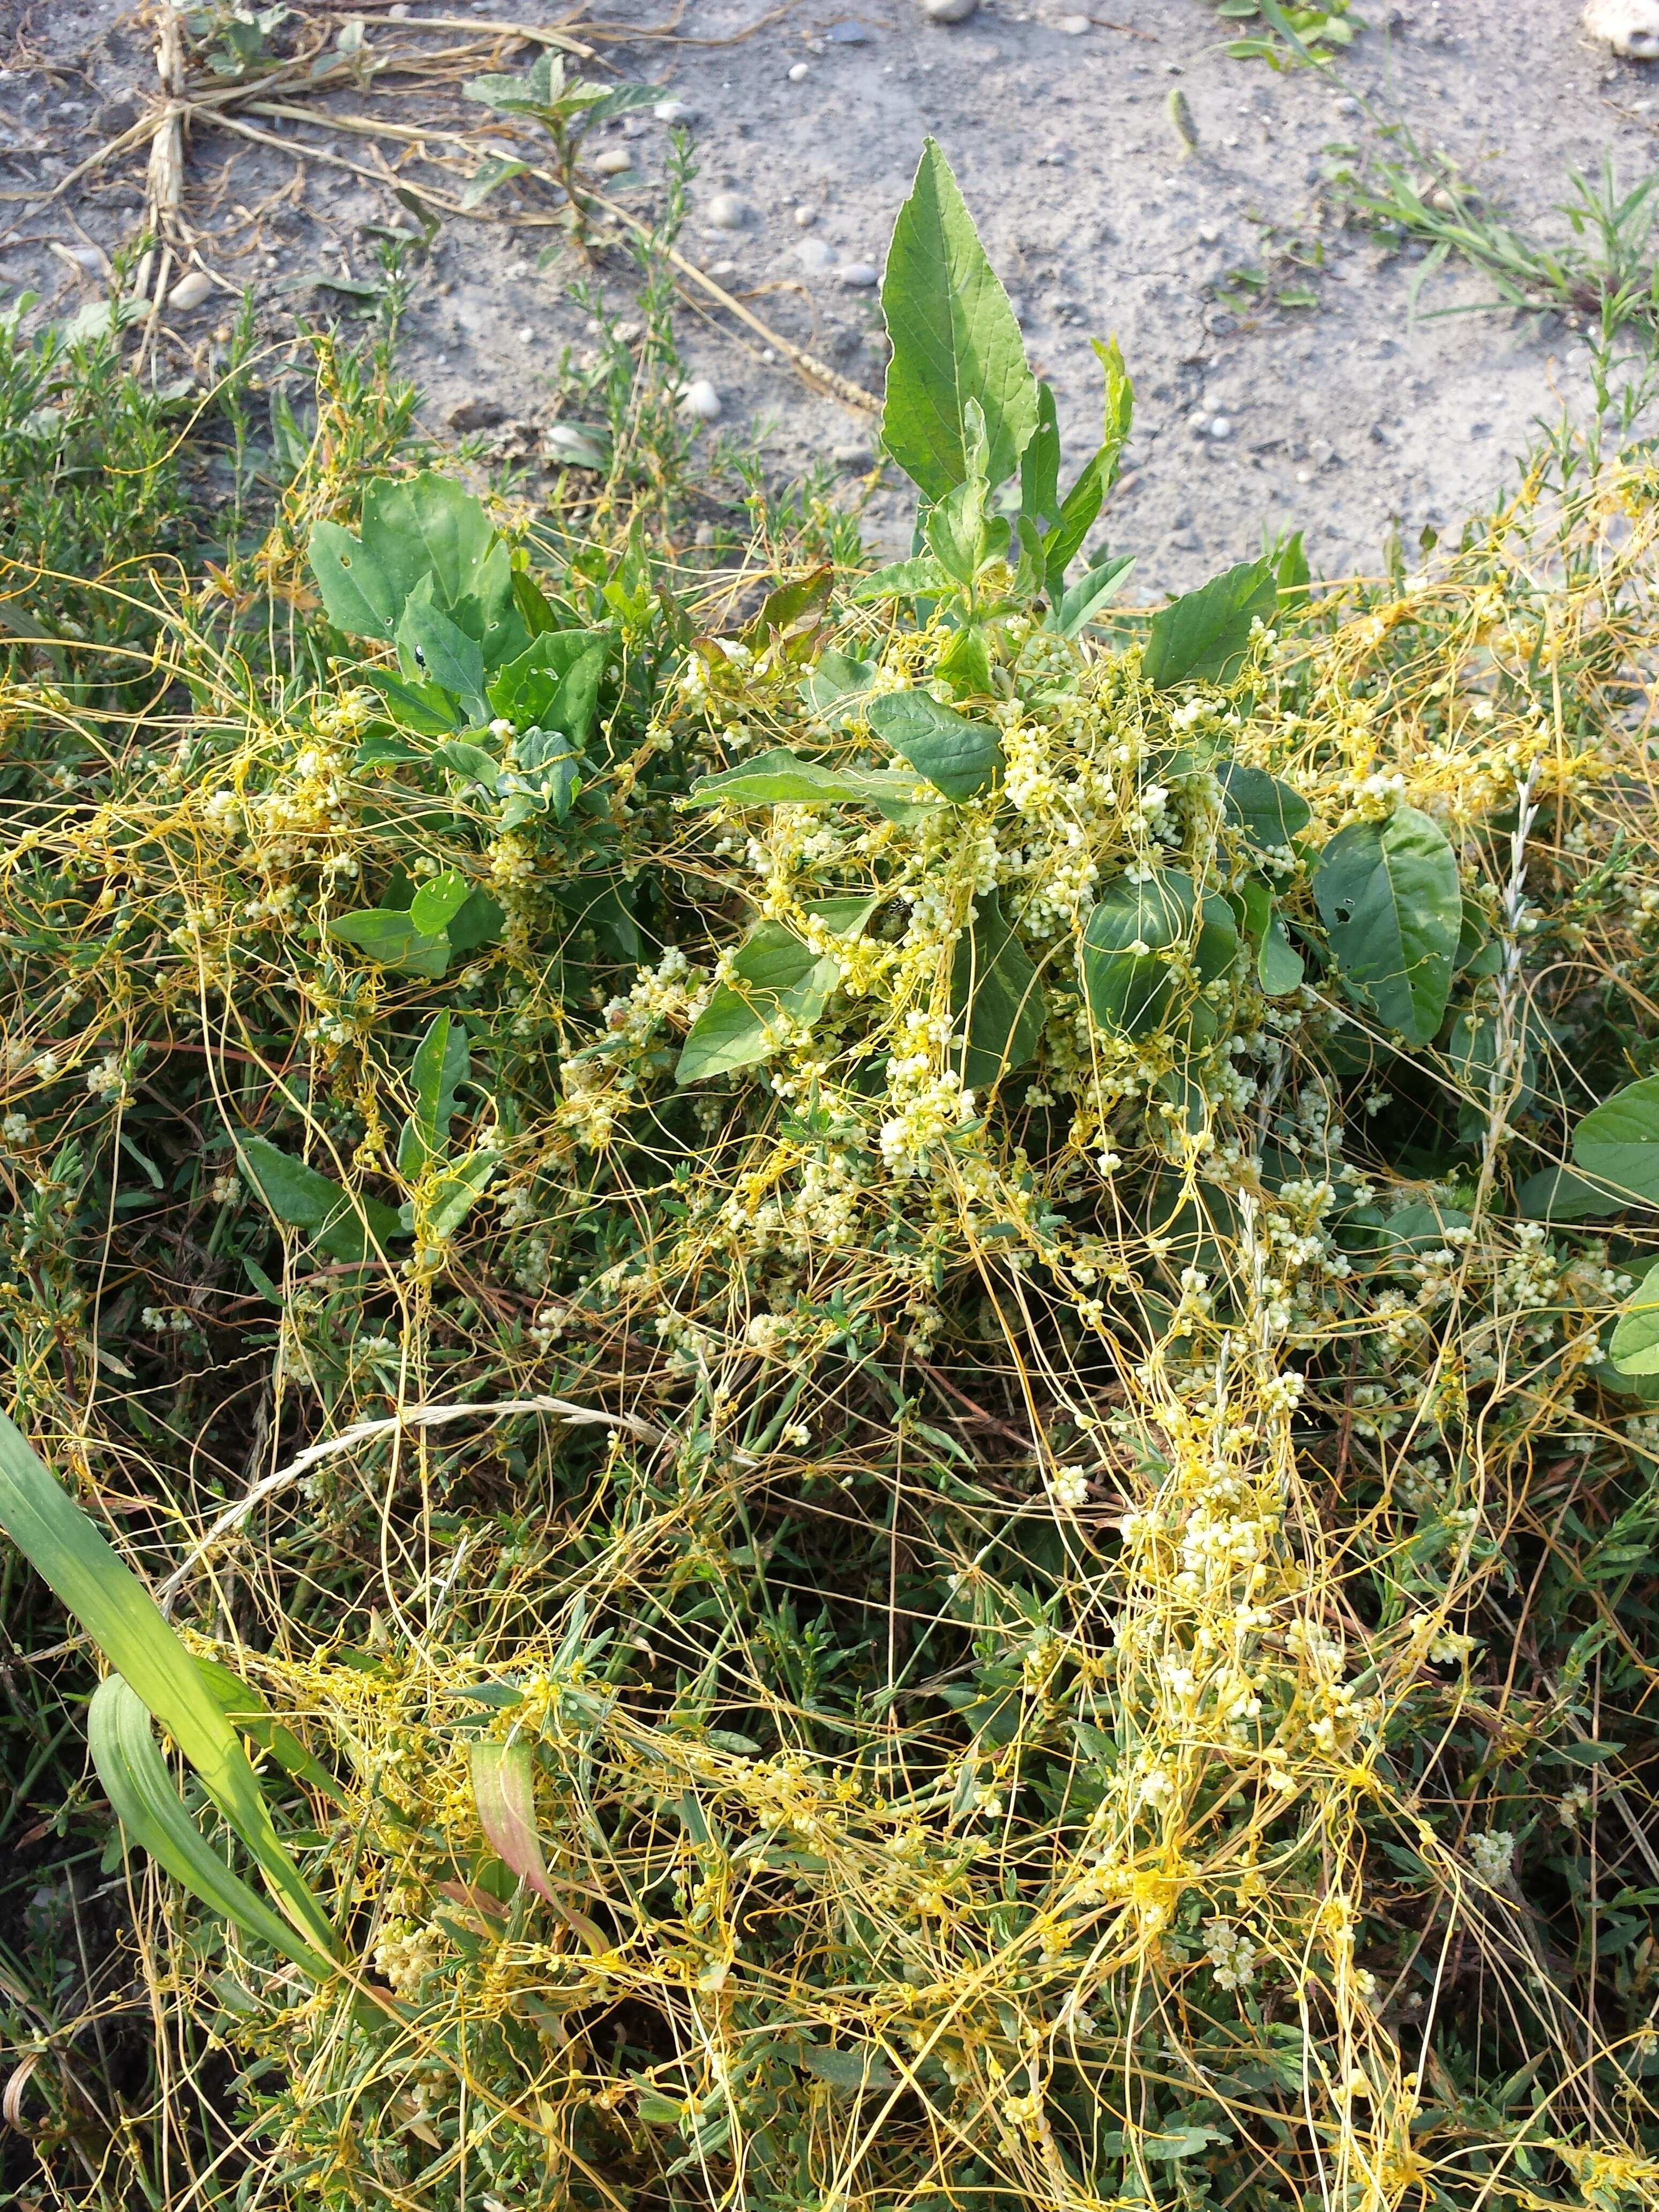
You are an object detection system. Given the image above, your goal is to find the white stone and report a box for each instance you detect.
[388,2,408,14]
[1208,416,1233,440]
[678,378,722,422]
[1585,0,1659,58]
[517,325,535,345]
[1058,12,1090,32]
[592,147,632,175]
[796,238,834,271]
[168,268,213,311]
[706,191,749,230]
[921,0,978,19]
[794,205,817,227]
[653,98,694,123]
[788,61,810,80]
[836,261,880,287]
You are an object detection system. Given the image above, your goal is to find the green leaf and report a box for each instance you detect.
[358,669,462,737]
[951,890,1044,1090]
[398,586,487,724]
[1080,871,1195,1038]
[0,1411,337,1964]
[1609,1258,1659,1376]
[1142,557,1277,689]
[865,690,1004,801]
[1311,806,1460,1047]
[1020,380,1062,534]
[879,138,1039,500]
[327,907,451,979]
[1052,554,1135,639]
[688,748,924,812]
[460,154,528,209]
[409,870,473,937]
[307,473,526,670]
[935,622,993,700]
[1258,911,1305,995]
[850,554,952,604]
[801,650,880,726]
[193,1657,342,1805]
[427,1150,500,1240]
[486,630,608,751]
[1516,1165,1629,1223]
[89,1678,335,1979]
[676,924,840,1085]
[240,1135,406,1261]
[1219,761,1312,850]
[434,739,502,795]
[447,888,505,955]
[1276,528,1310,612]
[1042,346,1132,588]
[1572,1073,1659,1208]
[398,1010,469,1175]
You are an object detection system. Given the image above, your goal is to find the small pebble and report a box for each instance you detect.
[797,238,834,272]
[694,522,718,547]
[827,20,872,41]
[706,190,749,230]
[169,268,213,311]
[832,442,874,467]
[505,260,530,280]
[708,260,738,279]
[794,205,817,227]
[1583,0,1659,59]
[388,2,408,14]
[678,378,722,422]
[921,0,978,18]
[1208,416,1232,440]
[592,147,632,175]
[517,325,535,345]
[653,98,694,123]
[837,261,880,288]
[761,347,777,362]
[788,61,810,80]
[1058,12,1090,31]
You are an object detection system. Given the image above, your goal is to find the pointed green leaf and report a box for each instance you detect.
[1311,806,1460,1047]
[240,1136,406,1261]
[1081,871,1195,1038]
[327,907,452,979]
[90,1678,335,1978]
[1052,554,1135,639]
[689,748,923,812]
[409,871,473,938]
[1572,1074,1659,1207]
[1143,558,1277,689]
[880,139,1039,500]
[1611,1257,1659,1374]
[951,890,1044,1089]
[0,1413,337,1962]
[676,925,840,1085]
[398,588,487,724]
[1219,761,1312,850]
[865,690,1003,801]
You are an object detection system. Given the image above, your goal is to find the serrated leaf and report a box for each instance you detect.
[1143,557,1277,688]
[1311,806,1460,1047]
[865,690,1003,801]
[880,138,1038,501]
[307,473,526,670]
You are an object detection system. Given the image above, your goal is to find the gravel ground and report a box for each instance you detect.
[3,0,1656,588]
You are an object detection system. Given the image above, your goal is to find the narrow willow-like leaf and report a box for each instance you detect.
[470,1741,606,1951]
[89,1676,335,1978]
[0,1411,337,1961]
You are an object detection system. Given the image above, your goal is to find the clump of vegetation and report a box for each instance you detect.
[5,137,1659,2212]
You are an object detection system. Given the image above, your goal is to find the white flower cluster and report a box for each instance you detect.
[1468,1830,1515,1886]
[1203,1917,1258,1991]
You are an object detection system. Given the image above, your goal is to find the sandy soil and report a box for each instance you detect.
[3,0,1655,591]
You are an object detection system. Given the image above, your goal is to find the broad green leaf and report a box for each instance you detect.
[677,924,840,1085]
[741,567,833,648]
[1196,893,1239,982]
[1142,558,1277,689]
[1572,1073,1659,1207]
[1218,761,1312,850]
[434,739,502,794]
[1258,911,1305,995]
[1378,1201,1472,1257]
[240,1135,406,1261]
[689,748,923,812]
[865,690,1003,801]
[1311,806,1460,1047]
[1052,554,1135,639]
[1518,1164,1630,1223]
[951,890,1044,1090]
[359,668,461,737]
[1080,870,1195,1038]
[398,586,487,724]
[1276,528,1310,611]
[327,907,451,979]
[850,554,952,604]
[447,887,505,954]
[1611,1258,1659,1375]
[409,870,473,937]
[935,622,993,699]
[486,630,608,749]
[460,154,528,209]
[0,1411,337,1962]
[797,2043,900,2094]
[90,1678,335,1979]
[880,139,1039,500]
[801,651,880,726]
[308,473,526,669]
